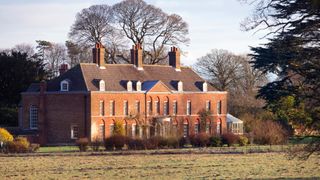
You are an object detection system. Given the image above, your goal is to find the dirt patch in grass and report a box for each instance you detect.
[0,153,319,179]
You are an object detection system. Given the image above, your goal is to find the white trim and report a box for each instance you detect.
[99,80,105,91]
[60,80,69,91]
[29,105,38,130]
[70,124,79,139]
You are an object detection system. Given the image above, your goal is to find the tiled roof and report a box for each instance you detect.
[80,63,216,92]
[26,83,40,92]
[27,63,217,92]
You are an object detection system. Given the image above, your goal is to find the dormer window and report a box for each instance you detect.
[178,81,183,92]
[203,82,208,92]
[99,80,105,91]
[127,81,132,91]
[136,81,141,91]
[60,80,70,91]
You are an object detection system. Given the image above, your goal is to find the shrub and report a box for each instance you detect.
[76,138,89,152]
[0,128,14,143]
[209,136,222,147]
[6,137,30,153]
[104,135,126,151]
[29,143,40,152]
[166,136,179,149]
[145,136,162,149]
[221,133,239,147]
[104,137,114,151]
[91,138,103,152]
[113,121,125,136]
[179,137,187,148]
[252,120,288,145]
[113,135,126,150]
[238,136,249,146]
[190,133,210,147]
[127,138,145,150]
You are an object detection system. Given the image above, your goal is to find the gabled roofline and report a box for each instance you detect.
[79,64,90,91]
[146,80,172,93]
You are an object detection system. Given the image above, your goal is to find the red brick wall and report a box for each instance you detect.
[21,92,89,145]
[89,91,227,139]
[21,90,227,145]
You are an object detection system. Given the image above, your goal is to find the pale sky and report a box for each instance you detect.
[0,0,267,65]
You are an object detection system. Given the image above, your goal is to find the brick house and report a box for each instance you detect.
[19,43,227,145]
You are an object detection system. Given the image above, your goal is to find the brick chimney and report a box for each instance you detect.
[92,42,105,68]
[169,47,181,71]
[130,43,143,70]
[59,64,68,76]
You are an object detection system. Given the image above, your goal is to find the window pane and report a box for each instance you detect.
[124,101,128,116]
[30,105,38,129]
[173,101,177,115]
[187,101,191,115]
[183,124,189,137]
[71,125,79,139]
[110,101,115,116]
[99,101,104,116]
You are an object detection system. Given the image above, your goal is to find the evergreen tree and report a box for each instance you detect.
[244,0,320,157]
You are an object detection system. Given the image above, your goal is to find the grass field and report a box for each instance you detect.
[0,153,319,179]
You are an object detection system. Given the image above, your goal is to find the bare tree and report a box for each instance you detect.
[46,43,67,77]
[69,5,114,46]
[194,50,267,116]
[13,43,35,58]
[36,40,67,77]
[65,41,92,67]
[68,0,189,64]
[113,0,189,64]
[194,49,243,91]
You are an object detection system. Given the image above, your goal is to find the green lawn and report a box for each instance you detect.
[0,153,319,179]
[38,146,79,153]
[37,144,289,153]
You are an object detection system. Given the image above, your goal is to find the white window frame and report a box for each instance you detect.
[124,100,129,116]
[155,100,160,115]
[206,100,211,111]
[99,80,105,91]
[136,81,142,91]
[110,101,115,116]
[127,81,132,91]
[135,100,140,114]
[99,100,104,116]
[60,80,69,91]
[203,82,208,92]
[194,122,200,134]
[186,100,191,115]
[206,123,210,134]
[178,81,183,92]
[183,123,189,137]
[71,125,79,139]
[163,101,169,115]
[147,101,151,115]
[98,124,105,140]
[217,120,221,135]
[173,100,177,115]
[110,124,114,136]
[29,105,38,129]
[132,124,136,137]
